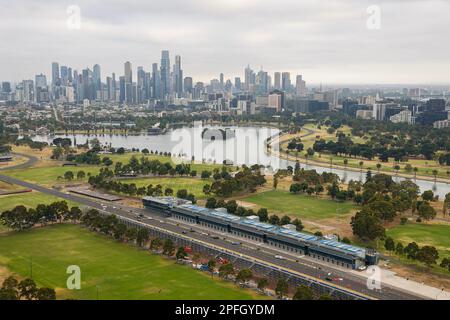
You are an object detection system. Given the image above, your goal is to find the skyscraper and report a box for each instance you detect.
[274,72,281,90]
[51,62,60,85]
[173,55,183,97]
[296,75,306,96]
[244,65,255,91]
[160,50,170,96]
[281,72,291,91]
[124,61,132,104]
[93,64,101,92]
[183,77,193,96]
[152,63,161,99]
[60,66,68,85]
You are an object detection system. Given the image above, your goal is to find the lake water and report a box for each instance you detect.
[32,124,450,198]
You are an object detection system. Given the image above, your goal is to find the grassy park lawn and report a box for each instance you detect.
[386,222,450,259]
[121,177,211,199]
[0,224,260,300]
[0,191,78,212]
[2,165,101,185]
[242,190,357,220]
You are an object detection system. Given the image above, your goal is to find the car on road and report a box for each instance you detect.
[231,241,240,245]
[358,265,367,271]
[325,277,333,282]
[275,255,285,260]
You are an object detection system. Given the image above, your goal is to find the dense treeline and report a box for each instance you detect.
[310,112,450,162]
[0,277,56,300]
[203,165,266,197]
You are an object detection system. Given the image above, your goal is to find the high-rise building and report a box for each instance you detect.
[93,64,101,95]
[281,72,291,91]
[60,66,68,85]
[244,65,255,91]
[152,63,161,99]
[274,72,281,90]
[173,55,183,97]
[51,62,60,85]
[160,50,171,96]
[296,75,306,96]
[234,77,241,91]
[124,61,132,104]
[183,77,193,96]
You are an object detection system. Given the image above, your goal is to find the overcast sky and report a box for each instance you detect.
[1,0,450,85]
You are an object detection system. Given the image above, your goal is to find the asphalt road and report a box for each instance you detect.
[0,152,38,171]
[0,173,426,300]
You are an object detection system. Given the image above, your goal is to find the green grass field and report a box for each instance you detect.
[2,166,101,185]
[121,177,211,199]
[0,224,261,300]
[0,191,78,212]
[387,222,450,259]
[242,190,357,220]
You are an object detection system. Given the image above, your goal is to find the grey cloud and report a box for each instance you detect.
[1,0,449,84]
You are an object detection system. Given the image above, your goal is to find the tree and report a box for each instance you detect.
[236,269,253,284]
[257,278,269,292]
[418,202,436,221]
[416,246,439,266]
[218,263,234,279]
[176,189,188,199]
[275,279,289,299]
[207,259,216,272]
[18,278,37,300]
[52,146,64,160]
[203,184,211,195]
[351,211,385,241]
[136,228,149,247]
[292,218,304,231]
[384,237,395,251]
[293,285,314,300]
[205,197,217,209]
[176,246,188,260]
[150,238,162,251]
[257,208,269,222]
[404,242,420,260]
[163,239,175,256]
[76,170,86,180]
[421,190,434,201]
[395,242,404,255]
[164,188,173,196]
[64,171,74,181]
[35,287,56,300]
[268,215,280,225]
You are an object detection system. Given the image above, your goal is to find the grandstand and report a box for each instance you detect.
[142,196,379,269]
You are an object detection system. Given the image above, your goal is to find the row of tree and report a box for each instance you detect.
[0,277,56,300]
[384,237,447,270]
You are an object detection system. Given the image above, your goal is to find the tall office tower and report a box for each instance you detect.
[244,65,255,91]
[35,74,47,89]
[124,61,132,104]
[193,82,204,100]
[173,55,183,97]
[124,61,132,84]
[60,66,68,85]
[119,76,125,103]
[144,72,151,101]
[93,64,101,94]
[274,72,281,90]
[137,66,146,103]
[111,73,116,102]
[219,73,224,89]
[296,75,306,96]
[106,76,111,100]
[22,80,34,102]
[51,62,60,85]
[35,74,48,103]
[256,70,269,94]
[67,67,73,83]
[281,72,291,91]
[234,77,241,91]
[82,68,92,101]
[183,77,193,96]
[151,63,161,99]
[160,50,171,97]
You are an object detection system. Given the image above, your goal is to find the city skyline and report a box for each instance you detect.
[1,0,450,84]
